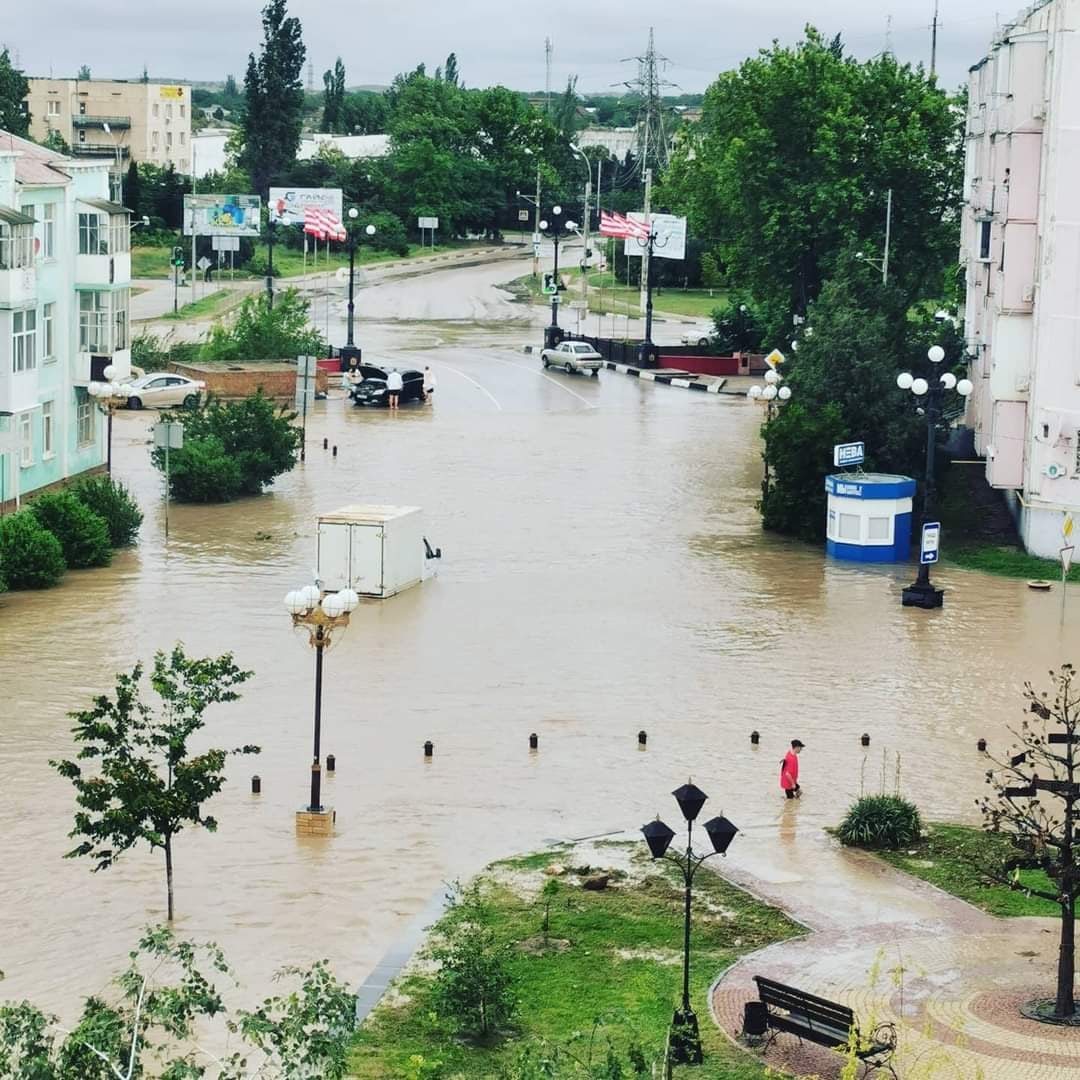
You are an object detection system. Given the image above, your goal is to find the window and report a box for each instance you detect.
[0,223,34,269]
[179,132,185,146]
[42,203,55,258]
[42,302,55,361]
[79,291,107,351]
[12,309,37,373]
[868,517,891,542]
[978,219,992,261]
[109,214,130,254]
[153,103,159,118]
[166,103,173,119]
[18,412,32,467]
[42,401,54,458]
[112,288,129,350]
[79,101,86,115]
[838,514,860,541]
[78,129,86,144]
[78,212,107,255]
[152,130,159,149]
[166,131,173,148]
[47,100,61,117]
[180,104,186,119]
[76,389,95,446]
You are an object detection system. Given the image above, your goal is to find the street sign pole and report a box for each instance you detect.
[1061,545,1074,626]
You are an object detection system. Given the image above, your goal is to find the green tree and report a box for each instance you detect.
[29,491,112,569]
[444,52,460,87]
[224,73,239,99]
[0,48,30,137]
[554,76,581,140]
[51,645,258,921]
[77,64,91,80]
[322,56,346,133]
[661,29,962,330]
[153,390,301,502]
[0,511,66,589]
[200,287,325,364]
[0,926,356,1078]
[69,475,144,547]
[123,159,141,216]
[240,0,307,194]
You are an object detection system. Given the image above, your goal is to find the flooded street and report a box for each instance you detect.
[2,254,1078,1013]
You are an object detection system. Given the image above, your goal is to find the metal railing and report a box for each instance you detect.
[71,143,131,158]
[72,114,131,129]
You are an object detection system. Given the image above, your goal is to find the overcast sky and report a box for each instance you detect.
[9,0,1006,95]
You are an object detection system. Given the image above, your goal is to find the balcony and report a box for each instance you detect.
[75,252,131,287]
[70,143,131,159]
[0,211,36,307]
[71,114,131,129]
[71,349,132,388]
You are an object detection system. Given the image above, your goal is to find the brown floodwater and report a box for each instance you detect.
[3,259,1079,1018]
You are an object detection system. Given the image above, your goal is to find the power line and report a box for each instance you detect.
[621,27,677,178]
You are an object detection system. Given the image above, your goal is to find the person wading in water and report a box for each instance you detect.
[780,739,804,799]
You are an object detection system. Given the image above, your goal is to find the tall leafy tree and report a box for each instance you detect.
[0,48,30,137]
[662,28,962,328]
[240,0,307,194]
[224,73,238,98]
[444,52,460,87]
[321,56,346,132]
[123,159,141,217]
[77,64,91,80]
[51,645,258,921]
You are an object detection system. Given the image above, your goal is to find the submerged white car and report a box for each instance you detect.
[680,326,714,348]
[125,373,206,410]
[540,341,603,375]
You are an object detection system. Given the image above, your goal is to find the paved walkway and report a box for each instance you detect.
[712,817,1079,1078]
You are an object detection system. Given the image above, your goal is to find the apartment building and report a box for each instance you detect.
[962,0,1080,557]
[0,132,132,511]
[26,78,192,176]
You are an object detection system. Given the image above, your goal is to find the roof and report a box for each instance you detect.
[0,205,35,226]
[79,197,131,215]
[0,130,72,187]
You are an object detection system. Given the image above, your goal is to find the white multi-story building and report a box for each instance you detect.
[0,132,131,512]
[962,0,1080,556]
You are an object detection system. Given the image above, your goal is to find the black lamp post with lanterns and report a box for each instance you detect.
[642,782,739,1066]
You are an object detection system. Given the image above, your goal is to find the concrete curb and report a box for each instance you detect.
[602,361,727,394]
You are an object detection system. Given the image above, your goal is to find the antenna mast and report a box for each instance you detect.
[545,37,553,113]
[930,0,940,76]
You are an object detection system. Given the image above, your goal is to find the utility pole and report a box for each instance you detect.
[930,0,940,77]
[883,188,892,286]
[581,174,592,314]
[640,167,652,320]
[534,164,541,279]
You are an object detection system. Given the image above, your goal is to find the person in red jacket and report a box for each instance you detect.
[780,739,805,799]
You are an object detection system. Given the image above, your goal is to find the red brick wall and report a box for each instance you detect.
[170,364,328,400]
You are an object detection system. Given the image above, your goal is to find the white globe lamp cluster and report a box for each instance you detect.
[897,346,974,399]
[748,368,792,403]
[283,585,360,620]
[87,364,134,403]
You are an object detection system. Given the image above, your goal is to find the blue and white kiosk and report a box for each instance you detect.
[825,472,916,563]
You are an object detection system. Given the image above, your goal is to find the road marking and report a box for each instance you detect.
[434,362,503,411]
[480,354,597,410]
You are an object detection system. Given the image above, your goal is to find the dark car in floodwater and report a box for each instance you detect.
[348,365,425,407]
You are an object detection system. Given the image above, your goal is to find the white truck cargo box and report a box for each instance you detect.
[317,505,426,598]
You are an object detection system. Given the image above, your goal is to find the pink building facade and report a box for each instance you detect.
[963,0,1080,557]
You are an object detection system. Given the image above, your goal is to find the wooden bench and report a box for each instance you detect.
[752,975,897,1077]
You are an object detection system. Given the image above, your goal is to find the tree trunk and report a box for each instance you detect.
[1056,894,1076,1018]
[165,829,173,924]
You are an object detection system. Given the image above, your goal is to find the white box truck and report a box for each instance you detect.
[316,505,431,599]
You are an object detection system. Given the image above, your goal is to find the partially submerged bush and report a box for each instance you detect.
[69,475,143,547]
[0,512,66,589]
[837,795,922,850]
[30,491,112,569]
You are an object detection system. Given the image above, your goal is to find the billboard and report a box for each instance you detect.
[268,187,343,226]
[183,194,261,237]
[159,85,186,100]
[626,212,687,261]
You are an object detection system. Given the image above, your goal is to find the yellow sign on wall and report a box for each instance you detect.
[159,86,185,100]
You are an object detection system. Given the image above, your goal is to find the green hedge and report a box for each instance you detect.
[0,512,67,589]
[70,476,143,547]
[30,492,112,569]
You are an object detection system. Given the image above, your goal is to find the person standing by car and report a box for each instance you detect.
[423,366,436,403]
[780,739,804,799]
[387,368,403,410]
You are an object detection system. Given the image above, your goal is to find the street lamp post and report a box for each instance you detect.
[642,783,739,1067]
[633,225,669,350]
[87,365,133,476]
[747,369,793,505]
[341,208,376,367]
[539,206,578,350]
[284,583,360,830]
[896,344,974,608]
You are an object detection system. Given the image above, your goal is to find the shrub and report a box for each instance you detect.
[427,882,517,1038]
[0,512,66,589]
[70,476,143,547]
[837,795,922,850]
[152,392,299,502]
[199,288,323,364]
[131,330,170,373]
[30,492,112,569]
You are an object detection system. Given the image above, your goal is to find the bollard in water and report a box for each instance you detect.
[251,775,261,795]
[423,740,433,759]
[529,732,538,750]
[323,437,328,450]
[750,730,760,745]
[638,730,647,747]
[326,753,336,773]
[977,738,987,753]
[332,445,338,458]
[861,733,871,747]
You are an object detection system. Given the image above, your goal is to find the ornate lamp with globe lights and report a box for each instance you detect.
[283,582,360,834]
[747,368,793,503]
[87,365,133,475]
[539,205,578,345]
[895,344,974,608]
[342,207,377,366]
[641,783,739,1065]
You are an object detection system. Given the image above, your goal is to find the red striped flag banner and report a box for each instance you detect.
[599,209,650,241]
[303,207,346,242]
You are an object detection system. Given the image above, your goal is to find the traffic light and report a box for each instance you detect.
[172,246,185,268]
[541,271,557,296]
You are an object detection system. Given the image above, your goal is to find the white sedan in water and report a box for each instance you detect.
[540,341,603,375]
[124,373,206,410]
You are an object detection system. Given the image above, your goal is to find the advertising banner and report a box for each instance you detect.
[268,187,343,227]
[626,212,688,261]
[183,194,261,237]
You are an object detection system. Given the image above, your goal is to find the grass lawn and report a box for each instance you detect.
[349,842,800,1079]
[585,273,726,319]
[873,823,1059,918]
[945,544,1080,584]
[159,289,243,322]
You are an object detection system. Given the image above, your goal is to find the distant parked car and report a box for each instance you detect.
[681,326,714,348]
[125,373,205,410]
[541,340,603,375]
[348,364,425,407]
